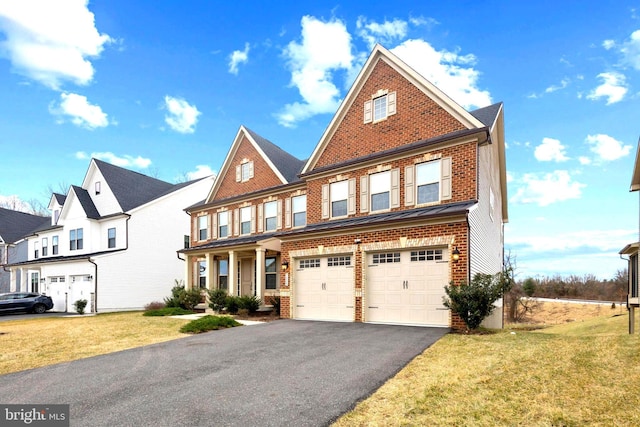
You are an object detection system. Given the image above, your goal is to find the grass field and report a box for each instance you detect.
[334,307,640,426]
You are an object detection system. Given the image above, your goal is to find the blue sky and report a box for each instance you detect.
[1,1,639,281]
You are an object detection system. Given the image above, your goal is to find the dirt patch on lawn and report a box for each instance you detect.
[507,300,627,327]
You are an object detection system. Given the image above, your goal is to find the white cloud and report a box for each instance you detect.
[277,15,354,128]
[49,92,109,129]
[391,39,492,109]
[164,96,200,134]
[619,29,640,70]
[578,156,592,165]
[602,39,616,50]
[534,137,569,162]
[585,134,632,162]
[544,77,570,93]
[228,43,250,75]
[509,228,635,253]
[0,0,112,89]
[587,72,628,104]
[510,170,585,206]
[76,151,151,169]
[356,16,408,49]
[186,165,216,180]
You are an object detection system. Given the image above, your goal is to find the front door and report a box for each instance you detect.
[240,259,253,296]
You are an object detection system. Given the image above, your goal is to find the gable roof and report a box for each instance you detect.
[302,44,486,174]
[71,185,101,219]
[470,102,503,128]
[92,159,176,211]
[0,208,50,244]
[206,126,305,202]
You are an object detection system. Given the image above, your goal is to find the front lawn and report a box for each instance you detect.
[334,314,640,426]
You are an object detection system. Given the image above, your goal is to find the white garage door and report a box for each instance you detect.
[366,248,449,326]
[294,255,354,321]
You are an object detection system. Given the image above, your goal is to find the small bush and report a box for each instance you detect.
[179,315,242,334]
[267,295,281,316]
[73,299,88,315]
[143,307,195,317]
[225,296,240,314]
[443,273,505,330]
[207,288,228,313]
[144,301,166,311]
[164,281,203,310]
[238,295,262,313]
[164,284,185,308]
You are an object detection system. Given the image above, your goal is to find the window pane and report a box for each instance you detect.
[219,260,228,275]
[371,192,390,211]
[241,163,250,181]
[292,195,306,212]
[264,201,277,217]
[265,257,276,273]
[241,221,251,234]
[240,207,251,221]
[332,200,347,217]
[219,225,228,238]
[374,95,387,121]
[265,274,277,290]
[417,183,439,204]
[265,217,276,231]
[218,212,228,226]
[370,171,390,192]
[293,211,306,227]
[331,180,348,201]
[416,161,440,185]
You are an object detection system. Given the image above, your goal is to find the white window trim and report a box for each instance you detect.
[405,157,452,207]
[364,91,396,124]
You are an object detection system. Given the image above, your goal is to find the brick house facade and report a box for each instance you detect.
[181,44,507,329]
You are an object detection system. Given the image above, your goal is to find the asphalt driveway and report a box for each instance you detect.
[0,320,447,426]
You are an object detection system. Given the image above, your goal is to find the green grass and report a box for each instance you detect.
[143,307,196,316]
[179,315,242,334]
[334,314,640,426]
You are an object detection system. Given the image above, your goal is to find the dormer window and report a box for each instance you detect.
[364,91,396,123]
[236,160,254,182]
[95,181,101,195]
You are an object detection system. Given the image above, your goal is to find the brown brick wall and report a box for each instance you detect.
[313,59,467,169]
[306,142,477,224]
[215,134,284,200]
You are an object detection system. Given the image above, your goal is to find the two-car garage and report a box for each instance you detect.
[292,248,450,327]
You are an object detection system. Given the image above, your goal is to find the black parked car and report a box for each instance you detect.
[0,292,54,314]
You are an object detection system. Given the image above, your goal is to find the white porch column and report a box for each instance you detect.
[185,255,194,289]
[228,250,236,296]
[255,248,265,301]
[206,253,215,290]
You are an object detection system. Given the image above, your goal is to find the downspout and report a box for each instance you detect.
[88,257,98,313]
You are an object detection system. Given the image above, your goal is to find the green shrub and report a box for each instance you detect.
[207,288,228,313]
[143,307,195,317]
[179,315,242,334]
[267,295,281,315]
[443,273,504,330]
[238,295,262,313]
[164,282,203,310]
[73,299,88,315]
[225,296,240,314]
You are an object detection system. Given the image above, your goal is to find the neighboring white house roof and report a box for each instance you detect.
[631,139,640,191]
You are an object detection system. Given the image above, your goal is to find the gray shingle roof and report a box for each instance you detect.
[470,102,502,127]
[0,208,50,244]
[53,193,67,205]
[94,159,176,212]
[71,185,101,219]
[244,127,305,183]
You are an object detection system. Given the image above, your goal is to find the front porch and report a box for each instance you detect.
[182,235,284,309]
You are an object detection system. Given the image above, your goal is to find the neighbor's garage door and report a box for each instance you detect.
[366,248,449,326]
[294,255,354,321]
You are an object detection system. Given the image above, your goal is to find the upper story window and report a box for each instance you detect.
[292,195,306,227]
[184,235,190,249]
[52,236,59,255]
[42,237,48,257]
[236,160,254,183]
[370,171,391,211]
[240,206,252,235]
[264,201,277,232]
[416,161,441,204]
[108,228,116,248]
[34,241,39,259]
[95,181,101,195]
[405,157,452,207]
[198,215,208,241]
[322,179,355,220]
[53,209,60,225]
[218,211,229,238]
[70,228,83,251]
[364,91,396,123]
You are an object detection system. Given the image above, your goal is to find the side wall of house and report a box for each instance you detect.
[468,137,505,328]
[96,178,213,311]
